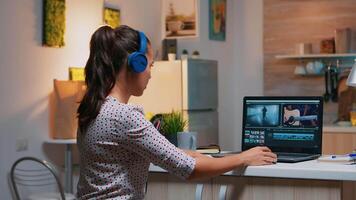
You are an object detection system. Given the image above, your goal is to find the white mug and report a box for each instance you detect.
[177,132,197,150]
[168,53,176,61]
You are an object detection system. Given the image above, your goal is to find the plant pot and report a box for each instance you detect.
[165,134,178,147]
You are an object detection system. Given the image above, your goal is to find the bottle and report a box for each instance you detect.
[350,103,356,126]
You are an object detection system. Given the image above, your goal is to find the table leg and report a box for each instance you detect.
[64,144,73,193]
[218,185,227,200]
[195,183,204,200]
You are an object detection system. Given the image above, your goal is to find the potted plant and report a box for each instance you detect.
[181,49,189,60]
[161,111,187,146]
[192,50,200,59]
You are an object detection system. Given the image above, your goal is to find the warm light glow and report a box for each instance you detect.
[347,64,356,87]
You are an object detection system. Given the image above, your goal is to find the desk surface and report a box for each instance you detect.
[149,160,356,181]
[45,139,356,181]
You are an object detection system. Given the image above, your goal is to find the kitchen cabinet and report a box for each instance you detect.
[212,176,341,200]
[146,173,347,200]
[145,173,212,200]
[323,131,356,154]
[322,128,356,200]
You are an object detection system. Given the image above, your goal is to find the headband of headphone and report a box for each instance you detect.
[127,31,148,73]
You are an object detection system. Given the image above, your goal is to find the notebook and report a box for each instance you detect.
[241,96,323,163]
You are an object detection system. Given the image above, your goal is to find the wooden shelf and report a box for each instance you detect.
[275,53,356,59]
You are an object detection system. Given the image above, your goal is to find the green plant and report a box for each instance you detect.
[182,49,188,55]
[43,0,65,47]
[161,111,187,136]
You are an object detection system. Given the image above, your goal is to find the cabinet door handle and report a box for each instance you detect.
[195,183,204,200]
[218,185,227,200]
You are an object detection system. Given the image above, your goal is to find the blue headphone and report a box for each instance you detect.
[127,31,148,73]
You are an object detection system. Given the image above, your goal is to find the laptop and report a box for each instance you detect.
[241,96,323,163]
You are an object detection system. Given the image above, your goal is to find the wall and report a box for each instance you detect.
[178,0,263,150]
[264,0,356,124]
[0,0,263,198]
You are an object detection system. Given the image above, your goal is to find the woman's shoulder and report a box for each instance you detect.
[101,96,151,131]
[101,96,145,119]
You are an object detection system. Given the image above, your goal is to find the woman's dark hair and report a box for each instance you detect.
[77,25,148,133]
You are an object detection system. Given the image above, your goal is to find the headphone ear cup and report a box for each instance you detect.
[128,52,148,73]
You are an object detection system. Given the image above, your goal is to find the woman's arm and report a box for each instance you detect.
[183,150,206,158]
[187,146,277,180]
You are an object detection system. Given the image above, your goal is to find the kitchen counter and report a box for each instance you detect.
[147,160,356,200]
[323,125,356,133]
[149,159,356,181]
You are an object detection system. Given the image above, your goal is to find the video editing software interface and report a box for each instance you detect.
[243,99,322,150]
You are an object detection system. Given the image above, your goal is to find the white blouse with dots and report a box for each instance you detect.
[77,96,196,199]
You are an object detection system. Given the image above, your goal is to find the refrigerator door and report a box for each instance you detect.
[129,60,183,114]
[185,110,219,147]
[182,59,218,111]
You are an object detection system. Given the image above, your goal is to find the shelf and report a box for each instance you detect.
[275,53,356,59]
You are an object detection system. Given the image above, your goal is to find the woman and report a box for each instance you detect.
[77,25,277,199]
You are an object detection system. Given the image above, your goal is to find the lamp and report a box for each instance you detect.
[347,60,356,127]
[347,59,356,87]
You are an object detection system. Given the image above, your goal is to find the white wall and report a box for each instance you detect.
[0,0,106,198]
[0,0,262,198]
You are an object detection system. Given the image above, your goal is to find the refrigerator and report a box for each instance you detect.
[129,59,219,147]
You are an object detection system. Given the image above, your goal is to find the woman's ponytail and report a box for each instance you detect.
[78,25,145,134]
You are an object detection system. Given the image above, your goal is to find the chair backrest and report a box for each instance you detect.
[10,157,65,200]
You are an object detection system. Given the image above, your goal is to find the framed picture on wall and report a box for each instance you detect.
[209,0,226,41]
[103,7,120,28]
[162,0,199,39]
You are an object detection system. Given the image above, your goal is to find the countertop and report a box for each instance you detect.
[149,159,356,181]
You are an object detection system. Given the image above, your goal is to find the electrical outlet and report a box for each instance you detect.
[16,137,28,152]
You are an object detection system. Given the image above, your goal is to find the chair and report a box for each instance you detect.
[10,157,76,200]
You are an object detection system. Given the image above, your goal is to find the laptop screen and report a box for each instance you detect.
[242,96,323,154]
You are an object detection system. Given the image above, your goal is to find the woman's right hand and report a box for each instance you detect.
[238,146,277,166]
[188,146,277,180]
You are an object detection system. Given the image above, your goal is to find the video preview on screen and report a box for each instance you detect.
[282,104,319,127]
[246,104,280,127]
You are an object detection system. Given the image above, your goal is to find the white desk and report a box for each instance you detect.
[45,139,76,193]
[44,137,356,198]
[149,160,356,181]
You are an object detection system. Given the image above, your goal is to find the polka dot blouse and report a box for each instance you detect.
[77,96,196,199]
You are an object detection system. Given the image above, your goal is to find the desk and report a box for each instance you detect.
[45,139,76,193]
[150,160,356,180]
[148,161,356,200]
[44,137,356,198]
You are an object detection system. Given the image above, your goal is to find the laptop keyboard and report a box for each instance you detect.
[276,152,312,157]
[276,152,320,163]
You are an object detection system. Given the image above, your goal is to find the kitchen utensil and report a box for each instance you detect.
[330,66,339,102]
[324,64,331,102]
